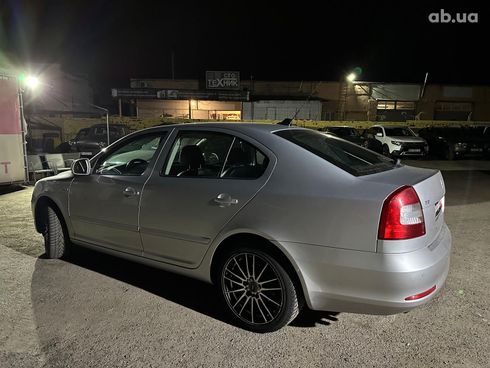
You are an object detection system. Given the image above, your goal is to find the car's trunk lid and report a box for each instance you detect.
[360,165,446,246]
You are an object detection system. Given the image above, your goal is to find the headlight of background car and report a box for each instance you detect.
[391,140,402,146]
[454,142,467,151]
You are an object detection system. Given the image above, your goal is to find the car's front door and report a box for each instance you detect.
[139,128,275,268]
[69,130,169,254]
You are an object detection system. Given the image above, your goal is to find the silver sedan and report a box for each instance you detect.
[32,123,451,332]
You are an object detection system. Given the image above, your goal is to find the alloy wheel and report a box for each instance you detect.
[221,252,284,325]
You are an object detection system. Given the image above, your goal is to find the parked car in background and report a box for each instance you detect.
[32,123,451,332]
[368,125,428,158]
[68,124,130,155]
[419,127,488,160]
[360,128,384,154]
[320,126,364,145]
[320,126,383,154]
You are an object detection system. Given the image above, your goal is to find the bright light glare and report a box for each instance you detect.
[346,73,356,83]
[25,75,40,89]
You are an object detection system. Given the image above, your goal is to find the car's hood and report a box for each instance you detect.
[37,170,74,183]
[441,136,486,145]
[387,136,426,143]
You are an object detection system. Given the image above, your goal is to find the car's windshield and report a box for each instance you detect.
[275,129,395,176]
[96,135,163,175]
[75,129,89,140]
[384,127,415,137]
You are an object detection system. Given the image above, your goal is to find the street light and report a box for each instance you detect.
[17,73,41,181]
[346,72,357,83]
[24,75,40,89]
[18,73,41,90]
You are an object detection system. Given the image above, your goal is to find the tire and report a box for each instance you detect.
[43,206,67,259]
[218,247,302,333]
[382,144,391,157]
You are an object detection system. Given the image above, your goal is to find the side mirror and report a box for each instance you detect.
[376,132,383,137]
[71,158,91,176]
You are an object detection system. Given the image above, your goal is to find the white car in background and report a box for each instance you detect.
[369,125,429,158]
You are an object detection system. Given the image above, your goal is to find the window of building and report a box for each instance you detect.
[395,101,415,110]
[435,102,472,112]
[377,101,396,110]
[377,101,415,110]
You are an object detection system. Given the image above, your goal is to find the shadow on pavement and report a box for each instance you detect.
[31,245,335,345]
[290,310,340,327]
[0,184,26,196]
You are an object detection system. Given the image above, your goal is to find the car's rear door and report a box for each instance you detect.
[139,127,275,268]
[69,129,170,254]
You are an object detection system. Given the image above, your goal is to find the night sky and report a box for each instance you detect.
[1,0,488,96]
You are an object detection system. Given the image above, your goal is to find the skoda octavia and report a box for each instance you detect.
[32,123,451,332]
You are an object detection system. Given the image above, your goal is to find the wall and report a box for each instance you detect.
[127,78,490,122]
[242,100,322,120]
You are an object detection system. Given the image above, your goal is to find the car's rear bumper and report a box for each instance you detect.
[281,223,451,314]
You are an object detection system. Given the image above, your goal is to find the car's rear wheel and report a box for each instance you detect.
[43,206,67,259]
[219,247,302,333]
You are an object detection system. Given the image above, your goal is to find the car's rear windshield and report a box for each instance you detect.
[274,129,396,176]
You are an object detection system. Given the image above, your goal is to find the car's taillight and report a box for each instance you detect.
[378,186,426,240]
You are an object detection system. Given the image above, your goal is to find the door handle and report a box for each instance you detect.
[123,187,139,197]
[214,193,239,207]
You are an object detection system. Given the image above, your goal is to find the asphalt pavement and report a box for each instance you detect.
[0,164,489,367]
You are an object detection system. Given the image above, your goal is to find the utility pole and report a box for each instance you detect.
[90,104,110,146]
[171,50,175,80]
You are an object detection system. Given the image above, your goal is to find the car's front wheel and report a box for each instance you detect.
[43,206,67,259]
[219,247,302,333]
[382,144,391,157]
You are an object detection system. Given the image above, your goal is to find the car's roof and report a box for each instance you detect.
[150,122,304,133]
[373,125,410,129]
[91,123,126,127]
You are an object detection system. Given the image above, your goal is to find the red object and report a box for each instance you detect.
[405,285,437,301]
[378,186,426,240]
[0,78,21,135]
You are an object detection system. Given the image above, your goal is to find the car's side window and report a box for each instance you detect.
[93,127,106,136]
[76,129,89,140]
[94,133,166,176]
[162,130,269,179]
[220,138,269,179]
[163,131,234,177]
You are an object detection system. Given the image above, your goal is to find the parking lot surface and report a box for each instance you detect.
[1,164,489,367]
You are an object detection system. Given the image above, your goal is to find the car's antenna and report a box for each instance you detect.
[277,118,293,126]
[276,81,322,126]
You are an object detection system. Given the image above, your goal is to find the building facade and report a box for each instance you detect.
[112,73,490,122]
